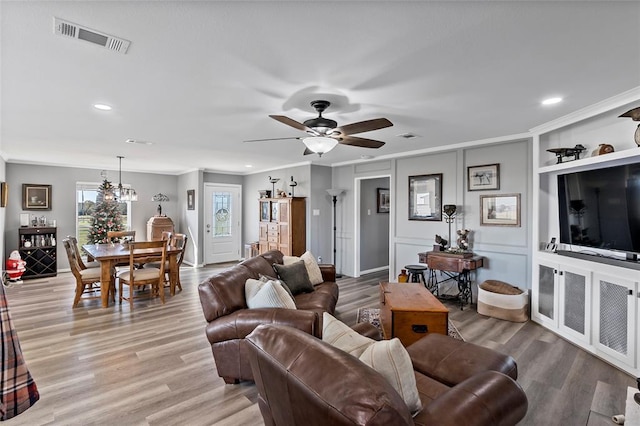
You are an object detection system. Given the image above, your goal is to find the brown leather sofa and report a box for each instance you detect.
[247,324,528,426]
[198,250,379,383]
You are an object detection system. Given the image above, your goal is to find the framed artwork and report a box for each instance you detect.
[467,163,500,191]
[187,189,195,210]
[408,174,442,221]
[377,188,390,213]
[22,184,52,210]
[480,193,521,227]
[0,182,7,208]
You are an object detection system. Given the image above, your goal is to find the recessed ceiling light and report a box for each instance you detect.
[245,164,253,168]
[93,103,112,111]
[541,97,563,106]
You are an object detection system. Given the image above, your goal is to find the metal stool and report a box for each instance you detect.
[404,264,428,284]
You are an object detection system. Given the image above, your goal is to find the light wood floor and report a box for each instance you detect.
[2,267,636,425]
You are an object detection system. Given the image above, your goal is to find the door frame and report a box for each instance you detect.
[203,183,242,264]
[353,174,392,278]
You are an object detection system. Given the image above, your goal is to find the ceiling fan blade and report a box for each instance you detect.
[269,115,315,133]
[243,136,302,142]
[333,118,393,136]
[303,147,314,155]
[338,135,386,149]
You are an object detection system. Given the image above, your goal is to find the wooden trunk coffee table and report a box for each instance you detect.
[379,282,449,347]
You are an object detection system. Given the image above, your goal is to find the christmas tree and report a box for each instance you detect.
[87,179,124,244]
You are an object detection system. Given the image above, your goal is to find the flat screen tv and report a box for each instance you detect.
[557,162,640,257]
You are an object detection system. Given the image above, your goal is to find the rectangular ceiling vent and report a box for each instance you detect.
[397,132,419,139]
[54,18,130,54]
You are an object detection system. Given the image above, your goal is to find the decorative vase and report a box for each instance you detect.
[398,269,409,283]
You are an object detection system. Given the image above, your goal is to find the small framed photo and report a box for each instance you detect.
[187,189,195,210]
[0,182,7,208]
[467,164,500,191]
[480,193,521,227]
[409,174,442,221]
[22,184,52,210]
[377,188,390,213]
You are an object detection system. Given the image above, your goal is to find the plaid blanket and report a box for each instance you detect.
[0,284,39,420]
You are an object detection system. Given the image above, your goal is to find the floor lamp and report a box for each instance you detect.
[327,188,345,277]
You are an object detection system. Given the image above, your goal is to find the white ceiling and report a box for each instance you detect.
[2,1,639,176]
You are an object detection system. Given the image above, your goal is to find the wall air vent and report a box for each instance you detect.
[54,18,130,54]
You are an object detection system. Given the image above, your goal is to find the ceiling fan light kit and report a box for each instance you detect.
[245,99,393,156]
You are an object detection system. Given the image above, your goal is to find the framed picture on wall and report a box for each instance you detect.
[408,174,442,221]
[0,182,7,208]
[187,189,195,210]
[467,163,500,191]
[480,193,521,226]
[22,184,52,210]
[377,188,390,213]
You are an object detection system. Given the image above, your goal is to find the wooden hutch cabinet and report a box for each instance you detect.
[258,197,306,256]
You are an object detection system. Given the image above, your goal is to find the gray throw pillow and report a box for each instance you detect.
[259,273,295,299]
[273,261,314,295]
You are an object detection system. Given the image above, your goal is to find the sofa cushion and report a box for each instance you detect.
[322,313,422,416]
[240,255,275,279]
[284,251,324,285]
[198,265,254,322]
[259,273,294,299]
[295,284,338,313]
[245,278,296,310]
[273,261,314,295]
[360,338,422,416]
[322,312,375,357]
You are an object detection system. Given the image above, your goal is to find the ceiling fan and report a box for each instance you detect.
[244,100,393,156]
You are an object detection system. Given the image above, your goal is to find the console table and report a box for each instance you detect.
[418,251,484,310]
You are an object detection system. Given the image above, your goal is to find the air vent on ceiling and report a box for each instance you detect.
[397,132,419,139]
[125,139,153,146]
[54,18,130,54]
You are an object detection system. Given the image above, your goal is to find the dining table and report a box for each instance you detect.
[82,242,182,308]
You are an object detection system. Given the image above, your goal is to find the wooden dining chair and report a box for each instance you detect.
[63,238,113,307]
[117,240,167,310]
[66,235,99,269]
[107,230,136,243]
[145,233,187,294]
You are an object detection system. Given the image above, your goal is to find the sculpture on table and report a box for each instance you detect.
[456,229,472,251]
[435,234,448,251]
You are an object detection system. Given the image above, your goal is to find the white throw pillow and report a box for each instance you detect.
[284,251,324,285]
[322,312,375,358]
[359,338,423,416]
[245,278,296,309]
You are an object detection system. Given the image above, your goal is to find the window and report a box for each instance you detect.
[76,182,131,246]
[213,192,232,237]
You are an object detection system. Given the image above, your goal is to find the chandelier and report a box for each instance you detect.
[116,156,138,202]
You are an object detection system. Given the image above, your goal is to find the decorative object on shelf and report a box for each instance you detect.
[435,234,448,250]
[87,178,124,244]
[288,176,297,197]
[546,144,586,164]
[268,176,280,197]
[187,189,195,210]
[115,156,138,201]
[618,106,640,147]
[258,190,271,198]
[592,143,615,156]
[19,213,29,227]
[467,164,500,191]
[442,204,457,248]
[152,193,170,216]
[408,174,442,221]
[377,188,390,213]
[456,229,471,251]
[6,251,26,283]
[22,184,52,210]
[480,193,521,227]
[397,269,409,282]
[327,188,345,277]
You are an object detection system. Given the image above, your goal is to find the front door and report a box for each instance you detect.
[204,184,242,264]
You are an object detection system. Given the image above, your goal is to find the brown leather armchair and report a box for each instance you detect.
[246,324,528,426]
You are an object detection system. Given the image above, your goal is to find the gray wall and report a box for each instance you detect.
[5,163,179,270]
[331,138,532,297]
[177,170,202,266]
[360,177,390,271]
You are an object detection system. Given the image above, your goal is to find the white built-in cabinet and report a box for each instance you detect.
[531,87,640,376]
